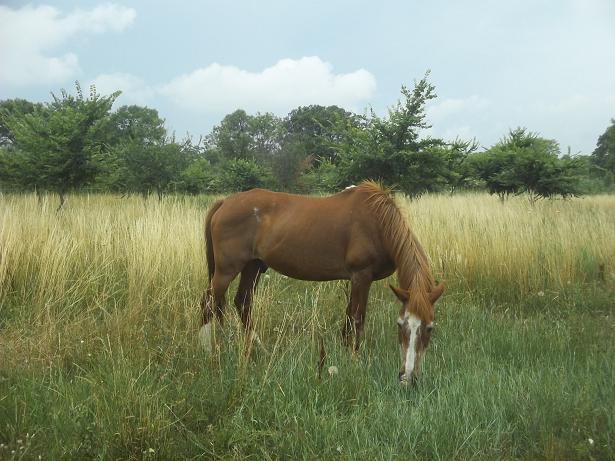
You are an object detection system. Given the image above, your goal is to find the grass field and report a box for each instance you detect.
[1,192,614,460]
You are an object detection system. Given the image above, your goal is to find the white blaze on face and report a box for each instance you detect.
[403,314,422,380]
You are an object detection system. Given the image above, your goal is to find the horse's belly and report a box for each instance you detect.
[265,259,348,281]
[256,234,349,281]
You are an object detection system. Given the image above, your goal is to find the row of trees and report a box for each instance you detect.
[1,78,614,206]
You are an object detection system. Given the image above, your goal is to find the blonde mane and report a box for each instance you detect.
[356,181,435,318]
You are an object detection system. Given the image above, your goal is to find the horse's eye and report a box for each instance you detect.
[426,324,434,333]
[396,318,405,327]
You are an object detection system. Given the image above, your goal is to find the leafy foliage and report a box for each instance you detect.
[220,158,275,192]
[1,82,119,206]
[96,105,190,199]
[591,119,615,188]
[301,159,339,193]
[283,105,358,164]
[336,73,458,196]
[0,99,42,148]
[0,77,609,200]
[469,128,583,201]
[208,110,281,162]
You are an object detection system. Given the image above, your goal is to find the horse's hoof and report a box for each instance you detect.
[398,372,417,386]
[199,324,213,353]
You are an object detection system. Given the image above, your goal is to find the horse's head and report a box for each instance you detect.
[390,282,444,385]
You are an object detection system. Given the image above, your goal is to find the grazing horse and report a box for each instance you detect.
[199,181,444,383]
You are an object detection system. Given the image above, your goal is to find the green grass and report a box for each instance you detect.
[0,192,614,460]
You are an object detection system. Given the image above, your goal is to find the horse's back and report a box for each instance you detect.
[209,187,389,280]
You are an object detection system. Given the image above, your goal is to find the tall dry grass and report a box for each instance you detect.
[0,191,614,459]
[402,192,614,296]
[1,192,613,362]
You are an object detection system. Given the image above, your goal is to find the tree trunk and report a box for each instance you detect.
[56,190,65,212]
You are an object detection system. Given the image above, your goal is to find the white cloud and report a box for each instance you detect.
[421,95,492,142]
[0,4,136,86]
[90,73,154,105]
[427,95,491,122]
[159,57,377,115]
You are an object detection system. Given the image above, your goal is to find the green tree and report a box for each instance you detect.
[117,140,191,200]
[273,105,358,191]
[271,137,313,191]
[0,99,42,148]
[220,158,275,192]
[466,148,522,199]
[590,119,615,188]
[249,112,282,160]
[336,73,453,196]
[210,109,252,160]
[301,159,339,193]
[178,157,217,194]
[440,138,480,192]
[208,110,282,162]
[96,105,170,193]
[0,148,38,192]
[106,105,166,146]
[2,82,119,207]
[175,137,217,194]
[283,105,357,164]
[470,128,583,202]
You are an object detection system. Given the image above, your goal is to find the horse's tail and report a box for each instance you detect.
[205,199,224,283]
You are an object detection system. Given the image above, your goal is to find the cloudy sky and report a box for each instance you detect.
[1,0,614,153]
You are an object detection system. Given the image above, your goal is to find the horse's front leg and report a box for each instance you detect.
[341,271,373,351]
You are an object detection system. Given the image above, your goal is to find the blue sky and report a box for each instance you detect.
[1,0,614,153]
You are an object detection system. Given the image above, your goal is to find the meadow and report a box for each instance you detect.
[0,191,614,460]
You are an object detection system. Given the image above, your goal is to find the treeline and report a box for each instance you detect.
[1,77,614,205]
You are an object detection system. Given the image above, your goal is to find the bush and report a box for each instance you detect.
[220,158,276,192]
[300,159,340,193]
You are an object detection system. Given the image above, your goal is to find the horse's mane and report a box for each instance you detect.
[356,181,435,317]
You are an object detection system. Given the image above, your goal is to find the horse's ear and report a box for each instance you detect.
[389,284,409,302]
[429,282,445,304]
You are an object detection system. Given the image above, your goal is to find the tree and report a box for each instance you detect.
[0,148,39,192]
[466,148,522,200]
[105,105,166,146]
[283,105,357,164]
[249,112,282,160]
[440,138,480,192]
[207,110,282,162]
[591,119,615,187]
[178,157,216,194]
[336,73,453,196]
[210,109,252,160]
[470,128,583,202]
[2,82,120,207]
[271,138,314,191]
[301,159,339,193]
[220,158,275,192]
[96,105,171,194]
[114,140,191,199]
[0,99,42,148]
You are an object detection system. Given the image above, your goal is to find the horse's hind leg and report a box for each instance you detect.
[234,260,267,349]
[199,269,239,352]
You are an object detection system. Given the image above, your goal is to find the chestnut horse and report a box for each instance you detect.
[199,181,444,383]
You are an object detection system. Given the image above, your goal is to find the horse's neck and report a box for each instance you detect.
[395,235,433,293]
